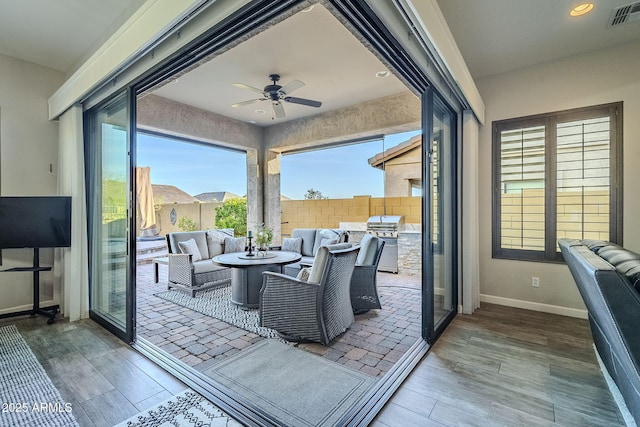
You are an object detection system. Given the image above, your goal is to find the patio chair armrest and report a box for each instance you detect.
[351,264,377,286]
[168,253,194,286]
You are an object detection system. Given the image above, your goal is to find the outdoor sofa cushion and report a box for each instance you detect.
[282,237,303,253]
[178,238,203,261]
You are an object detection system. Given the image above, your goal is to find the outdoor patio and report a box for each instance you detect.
[135,243,423,379]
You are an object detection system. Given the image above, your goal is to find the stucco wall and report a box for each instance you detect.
[0,54,65,313]
[383,146,421,197]
[475,39,640,316]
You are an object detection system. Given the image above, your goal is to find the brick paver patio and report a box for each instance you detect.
[136,249,422,379]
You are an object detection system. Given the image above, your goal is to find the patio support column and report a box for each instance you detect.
[246,149,262,235]
[264,150,281,243]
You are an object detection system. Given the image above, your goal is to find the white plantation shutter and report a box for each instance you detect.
[493,103,621,262]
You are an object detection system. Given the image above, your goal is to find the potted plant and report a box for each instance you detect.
[255,223,273,255]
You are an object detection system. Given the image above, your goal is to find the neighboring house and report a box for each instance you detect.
[368,135,422,197]
[152,184,200,204]
[194,191,240,202]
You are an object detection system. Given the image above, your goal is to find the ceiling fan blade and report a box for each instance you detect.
[231,98,264,108]
[233,83,265,94]
[284,96,322,108]
[280,79,305,95]
[272,102,286,119]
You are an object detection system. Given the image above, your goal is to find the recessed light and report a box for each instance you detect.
[249,120,256,124]
[570,3,594,17]
[376,70,390,78]
[301,5,314,13]
[255,109,266,114]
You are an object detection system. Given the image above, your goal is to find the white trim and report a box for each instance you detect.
[395,0,485,124]
[48,0,209,119]
[480,294,588,319]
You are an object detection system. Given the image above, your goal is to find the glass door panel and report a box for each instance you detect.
[423,89,457,342]
[85,90,134,342]
[431,94,456,331]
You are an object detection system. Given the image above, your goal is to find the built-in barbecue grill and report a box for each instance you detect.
[366,215,404,273]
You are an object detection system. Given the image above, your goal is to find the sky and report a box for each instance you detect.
[136,130,421,199]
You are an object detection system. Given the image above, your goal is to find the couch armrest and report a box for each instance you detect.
[168,253,194,286]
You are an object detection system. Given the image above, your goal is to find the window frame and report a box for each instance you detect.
[492,102,623,263]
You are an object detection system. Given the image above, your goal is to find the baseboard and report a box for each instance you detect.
[0,299,57,316]
[480,294,588,319]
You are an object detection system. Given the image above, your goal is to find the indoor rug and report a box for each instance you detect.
[0,325,79,427]
[115,389,240,427]
[154,285,279,338]
[203,340,375,427]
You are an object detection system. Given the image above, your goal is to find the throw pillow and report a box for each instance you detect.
[206,230,226,257]
[282,237,303,254]
[177,238,202,261]
[320,237,338,247]
[224,236,245,253]
[296,267,311,282]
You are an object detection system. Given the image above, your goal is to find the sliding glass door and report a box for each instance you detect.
[85,89,135,342]
[423,89,458,342]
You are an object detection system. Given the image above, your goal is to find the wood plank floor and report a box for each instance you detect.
[1,302,625,426]
[1,316,190,427]
[373,303,626,426]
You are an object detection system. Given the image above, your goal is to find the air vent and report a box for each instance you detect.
[610,2,640,26]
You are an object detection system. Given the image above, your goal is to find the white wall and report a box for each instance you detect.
[475,39,640,317]
[0,54,65,313]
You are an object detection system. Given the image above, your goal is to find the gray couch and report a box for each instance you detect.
[282,228,349,276]
[559,239,640,424]
[166,229,242,296]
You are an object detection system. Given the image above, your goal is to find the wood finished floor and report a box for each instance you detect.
[0,303,624,426]
[373,303,626,427]
[1,316,190,427]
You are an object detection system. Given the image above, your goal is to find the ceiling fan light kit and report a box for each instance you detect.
[231,74,322,119]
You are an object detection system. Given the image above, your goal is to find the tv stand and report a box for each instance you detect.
[0,248,59,324]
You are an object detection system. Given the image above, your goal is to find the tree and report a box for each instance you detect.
[303,188,328,200]
[215,197,247,236]
[177,216,197,232]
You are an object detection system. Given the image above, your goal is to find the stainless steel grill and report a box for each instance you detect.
[366,215,405,237]
[366,215,404,273]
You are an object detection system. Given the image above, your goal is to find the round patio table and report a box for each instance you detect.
[212,251,302,309]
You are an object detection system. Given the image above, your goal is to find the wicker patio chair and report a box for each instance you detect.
[350,235,385,314]
[260,246,359,345]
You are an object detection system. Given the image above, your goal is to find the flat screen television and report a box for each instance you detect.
[0,196,72,249]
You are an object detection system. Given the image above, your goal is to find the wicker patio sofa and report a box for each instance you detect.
[281,228,349,276]
[166,228,244,296]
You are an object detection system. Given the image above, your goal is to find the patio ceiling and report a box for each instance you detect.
[149,3,409,128]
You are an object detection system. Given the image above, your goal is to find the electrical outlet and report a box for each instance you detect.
[532,277,540,287]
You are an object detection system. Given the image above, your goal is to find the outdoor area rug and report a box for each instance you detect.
[0,325,79,427]
[115,389,241,427]
[154,285,280,338]
[203,340,376,427]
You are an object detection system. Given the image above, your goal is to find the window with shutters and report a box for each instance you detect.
[492,102,622,262]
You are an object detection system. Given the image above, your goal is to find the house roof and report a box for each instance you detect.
[194,191,240,202]
[151,184,199,204]
[368,135,422,170]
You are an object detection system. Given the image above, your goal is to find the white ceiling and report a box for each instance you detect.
[2,0,640,113]
[150,4,408,127]
[0,0,145,74]
[436,0,640,79]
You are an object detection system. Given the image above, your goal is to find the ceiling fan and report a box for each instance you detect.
[231,74,322,119]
